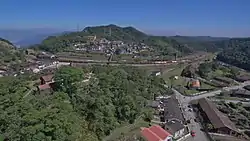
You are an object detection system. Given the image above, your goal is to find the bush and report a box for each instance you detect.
[228,102,237,109]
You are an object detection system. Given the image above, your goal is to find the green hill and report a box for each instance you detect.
[0,38,25,67]
[37,24,193,57]
[169,36,229,52]
[217,38,250,70]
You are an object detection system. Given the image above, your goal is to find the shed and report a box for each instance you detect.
[40,74,54,85]
[198,98,241,136]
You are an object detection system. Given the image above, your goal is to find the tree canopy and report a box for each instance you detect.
[0,65,171,140]
[217,38,250,71]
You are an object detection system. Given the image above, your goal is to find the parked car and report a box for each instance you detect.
[191,131,196,137]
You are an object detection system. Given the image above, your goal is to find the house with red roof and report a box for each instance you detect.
[40,74,54,85]
[141,125,173,141]
[37,74,55,94]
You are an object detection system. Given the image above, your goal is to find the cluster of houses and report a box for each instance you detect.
[141,95,188,141]
[141,94,248,141]
[74,38,151,56]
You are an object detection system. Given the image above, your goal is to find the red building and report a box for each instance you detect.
[141,125,173,141]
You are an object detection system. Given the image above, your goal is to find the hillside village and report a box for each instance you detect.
[1,25,250,141]
[73,36,152,56]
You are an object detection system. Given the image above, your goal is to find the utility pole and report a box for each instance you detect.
[77,24,79,32]
[109,27,112,36]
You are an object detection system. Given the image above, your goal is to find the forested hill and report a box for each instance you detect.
[37,24,193,56]
[0,38,25,67]
[0,38,15,47]
[169,36,229,52]
[217,38,250,70]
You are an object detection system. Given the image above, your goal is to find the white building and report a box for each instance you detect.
[163,96,186,139]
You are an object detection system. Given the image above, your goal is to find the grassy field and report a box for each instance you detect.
[162,64,187,82]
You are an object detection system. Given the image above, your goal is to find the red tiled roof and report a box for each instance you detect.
[38,84,51,90]
[141,128,162,141]
[141,125,172,141]
[150,125,171,139]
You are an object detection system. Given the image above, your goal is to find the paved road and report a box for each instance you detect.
[174,89,210,141]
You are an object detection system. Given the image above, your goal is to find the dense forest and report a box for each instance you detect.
[217,38,250,70]
[36,24,193,57]
[169,36,229,52]
[0,65,171,141]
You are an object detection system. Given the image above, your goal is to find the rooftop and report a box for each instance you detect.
[163,95,184,122]
[165,119,185,135]
[141,125,172,141]
[40,74,54,82]
[198,98,239,132]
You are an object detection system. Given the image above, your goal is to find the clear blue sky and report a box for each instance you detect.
[1,0,250,36]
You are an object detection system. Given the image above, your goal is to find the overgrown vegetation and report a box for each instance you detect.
[0,65,171,140]
[216,101,250,130]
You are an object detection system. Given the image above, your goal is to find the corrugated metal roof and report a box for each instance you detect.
[198,98,239,132]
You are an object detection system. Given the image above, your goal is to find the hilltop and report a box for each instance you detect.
[0,38,25,68]
[37,24,193,57]
[0,38,15,49]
